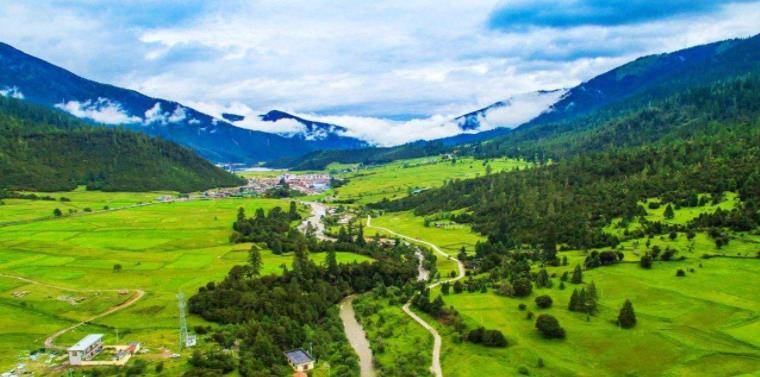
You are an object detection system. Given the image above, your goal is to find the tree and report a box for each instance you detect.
[356,224,367,246]
[53,208,63,217]
[640,254,653,269]
[568,289,580,311]
[453,280,463,294]
[113,264,122,273]
[535,295,553,309]
[288,201,299,220]
[535,314,565,339]
[571,264,583,284]
[441,282,450,295]
[663,204,675,220]
[617,299,636,328]
[535,269,552,288]
[248,247,262,277]
[512,277,533,297]
[585,282,598,314]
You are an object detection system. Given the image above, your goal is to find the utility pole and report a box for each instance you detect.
[177,292,188,352]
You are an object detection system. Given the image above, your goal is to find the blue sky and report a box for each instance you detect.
[0,0,758,144]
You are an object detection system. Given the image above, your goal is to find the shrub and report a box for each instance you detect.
[535,314,565,339]
[518,303,527,311]
[534,295,553,309]
[518,365,530,375]
[676,269,686,277]
[640,255,652,269]
[512,277,533,297]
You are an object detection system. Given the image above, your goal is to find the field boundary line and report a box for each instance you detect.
[0,273,145,349]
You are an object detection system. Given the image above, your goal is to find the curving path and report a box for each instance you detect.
[366,216,465,377]
[0,273,145,349]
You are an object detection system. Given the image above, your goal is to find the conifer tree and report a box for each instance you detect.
[249,246,262,277]
[618,299,637,328]
[571,264,583,284]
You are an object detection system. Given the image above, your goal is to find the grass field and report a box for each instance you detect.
[431,255,760,377]
[353,293,433,376]
[366,198,760,377]
[0,188,171,224]
[364,211,483,278]
[332,156,529,204]
[0,192,370,375]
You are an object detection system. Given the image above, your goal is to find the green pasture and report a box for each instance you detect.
[353,293,433,376]
[332,156,529,204]
[365,202,759,376]
[428,255,760,377]
[0,188,171,224]
[0,193,370,373]
[365,211,483,277]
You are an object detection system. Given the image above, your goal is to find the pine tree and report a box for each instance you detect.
[356,224,367,246]
[664,204,675,220]
[571,264,583,284]
[326,249,338,276]
[248,246,262,277]
[568,289,580,311]
[618,299,636,328]
[586,282,598,314]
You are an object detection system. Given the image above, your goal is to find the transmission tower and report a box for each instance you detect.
[177,292,188,352]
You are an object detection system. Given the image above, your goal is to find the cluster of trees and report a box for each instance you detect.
[230,205,303,253]
[188,208,419,375]
[568,282,599,315]
[0,95,244,192]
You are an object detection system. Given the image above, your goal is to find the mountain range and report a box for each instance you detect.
[0,42,367,164]
[282,34,760,169]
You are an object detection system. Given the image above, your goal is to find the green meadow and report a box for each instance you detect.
[332,156,529,204]
[0,192,370,374]
[364,211,483,277]
[364,194,760,377]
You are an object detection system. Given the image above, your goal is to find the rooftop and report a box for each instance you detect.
[284,349,313,365]
[68,334,103,352]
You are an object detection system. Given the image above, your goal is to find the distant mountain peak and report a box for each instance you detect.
[0,41,369,163]
[453,89,567,132]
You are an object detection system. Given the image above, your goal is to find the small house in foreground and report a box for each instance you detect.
[284,349,315,372]
[67,334,104,365]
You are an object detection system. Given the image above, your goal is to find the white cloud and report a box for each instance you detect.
[55,98,140,124]
[189,89,565,146]
[186,101,308,135]
[143,102,189,125]
[0,86,24,99]
[1,1,758,141]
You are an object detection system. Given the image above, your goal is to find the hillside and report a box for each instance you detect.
[0,96,245,192]
[283,35,760,170]
[374,75,760,248]
[0,42,365,163]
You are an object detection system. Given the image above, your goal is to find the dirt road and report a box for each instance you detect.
[0,273,145,349]
[366,216,465,377]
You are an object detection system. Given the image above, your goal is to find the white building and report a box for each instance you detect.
[284,349,315,372]
[67,334,104,365]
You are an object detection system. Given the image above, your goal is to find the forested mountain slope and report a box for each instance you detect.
[0,96,245,192]
[373,76,760,250]
[283,35,760,170]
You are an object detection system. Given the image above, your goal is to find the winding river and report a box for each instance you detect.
[339,296,377,377]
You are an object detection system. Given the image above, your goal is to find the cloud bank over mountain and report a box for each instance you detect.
[0,1,758,145]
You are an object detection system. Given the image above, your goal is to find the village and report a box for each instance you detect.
[195,173,331,199]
